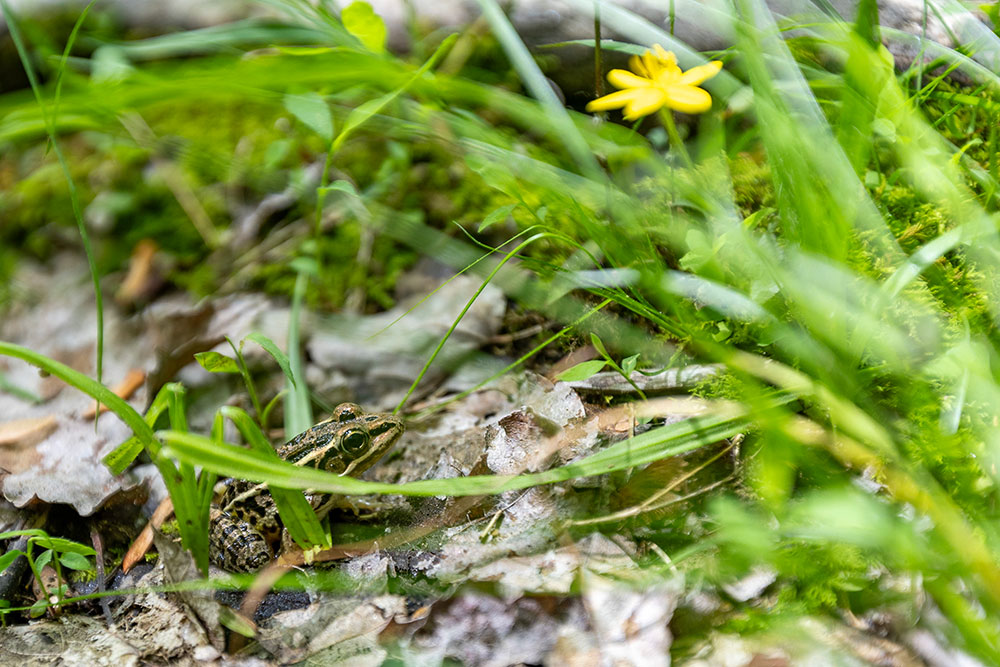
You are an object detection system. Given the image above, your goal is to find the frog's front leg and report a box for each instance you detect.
[209,508,273,572]
[347,497,394,520]
[313,493,393,520]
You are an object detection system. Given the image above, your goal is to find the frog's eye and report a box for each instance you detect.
[340,428,370,456]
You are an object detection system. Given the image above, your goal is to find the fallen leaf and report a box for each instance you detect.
[39,346,93,401]
[0,416,58,448]
[122,496,174,574]
[115,239,162,307]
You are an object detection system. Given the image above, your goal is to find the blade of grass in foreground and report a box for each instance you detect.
[474,0,600,179]
[1,1,105,402]
[0,342,215,572]
[160,396,775,497]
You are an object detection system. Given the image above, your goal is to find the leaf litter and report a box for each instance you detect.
[0,253,749,664]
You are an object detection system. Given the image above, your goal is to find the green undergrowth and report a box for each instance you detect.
[4,0,1000,661]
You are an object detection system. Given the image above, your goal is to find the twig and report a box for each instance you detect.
[90,526,113,625]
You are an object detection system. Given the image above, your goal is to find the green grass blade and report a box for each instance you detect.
[473,0,601,179]
[244,332,297,390]
[103,383,178,472]
[160,399,759,498]
[51,0,96,131]
[1,1,105,400]
[285,268,313,437]
[0,341,152,445]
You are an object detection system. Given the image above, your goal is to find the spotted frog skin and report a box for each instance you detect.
[209,402,404,572]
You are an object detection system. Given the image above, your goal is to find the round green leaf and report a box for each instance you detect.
[194,351,240,374]
[283,92,333,142]
[342,1,387,54]
[29,599,48,618]
[58,552,92,571]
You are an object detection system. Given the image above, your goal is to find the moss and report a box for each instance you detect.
[691,369,745,402]
[729,151,775,217]
[918,78,999,169]
[68,567,97,585]
[862,180,993,335]
[158,518,181,537]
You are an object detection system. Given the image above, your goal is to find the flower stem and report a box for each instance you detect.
[658,108,694,169]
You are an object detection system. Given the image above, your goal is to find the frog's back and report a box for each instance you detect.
[220,479,281,540]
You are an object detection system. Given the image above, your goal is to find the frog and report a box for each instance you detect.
[208,402,404,572]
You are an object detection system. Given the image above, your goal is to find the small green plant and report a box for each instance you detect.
[194,333,297,430]
[0,342,218,576]
[556,333,645,398]
[0,529,95,619]
[107,330,326,566]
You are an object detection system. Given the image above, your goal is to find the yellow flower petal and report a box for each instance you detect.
[586,88,645,113]
[642,51,660,78]
[624,87,668,120]
[588,45,722,119]
[678,60,723,86]
[607,69,652,90]
[652,44,675,66]
[629,54,648,78]
[662,84,713,114]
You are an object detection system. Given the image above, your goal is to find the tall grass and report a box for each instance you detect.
[2,0,1000,659]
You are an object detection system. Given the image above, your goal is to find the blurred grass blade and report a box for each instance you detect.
[0,372,42,403]
[285,266,313,437]
[474,0,600,178]
[161,397,764,497]
[244,332,297,389]
[1,0,105,399]
[333,32,457,152]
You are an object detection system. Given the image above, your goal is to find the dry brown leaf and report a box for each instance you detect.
[122,496,174,573]
[0,421,48,475]
[0,416,58,448]
[82,369,146,419]
[115,239,160,306]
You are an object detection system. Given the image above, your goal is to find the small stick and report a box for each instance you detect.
[90,526,113,625]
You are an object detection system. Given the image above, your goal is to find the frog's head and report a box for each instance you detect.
[284,402,403,477]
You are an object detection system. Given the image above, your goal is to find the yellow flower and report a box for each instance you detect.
[586,44,723,120]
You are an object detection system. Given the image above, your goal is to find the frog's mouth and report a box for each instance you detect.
[339,441,396,477]
[339,460,363,477]
[339,448,382,477]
